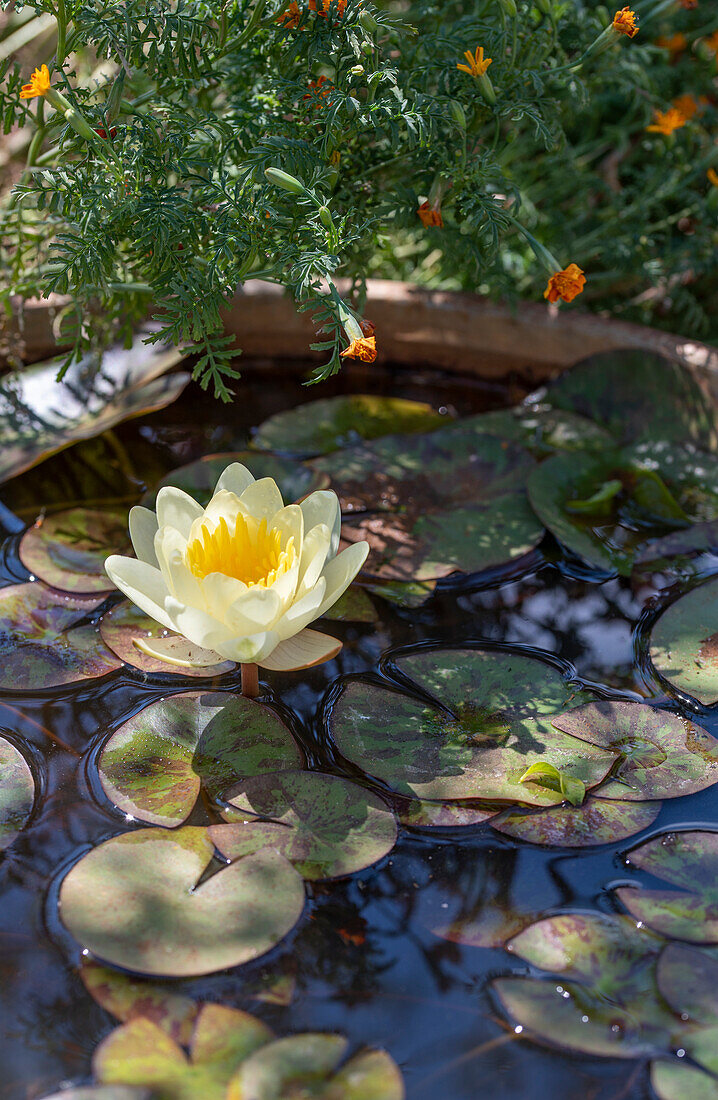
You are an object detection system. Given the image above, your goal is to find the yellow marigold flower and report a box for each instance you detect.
[417,201,444,228]
[612,7,638,38]
[544,264,586,305]
[646,107,687,135]
[457,46,492,77]
[20,64,52,100]
[340,335,377,362]
[656,33,687,58]
[708,167,718,187]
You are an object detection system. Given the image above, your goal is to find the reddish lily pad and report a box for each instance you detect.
[650,578,718,704]
[650,1061,718,1100]
[80,960,199,1044]
[327,649,612,805]
[19,508,130,595]
[253,393,448,456]
[60,827,305,977]
[491,796,661,847]
[98,692,303,828]
[99,602,236,678]
[0,583,121,690]
[0,737,35,849]
[550,700,718,800]
[143,451,328,510]
[396,797,498,828]
[212,770,397,880]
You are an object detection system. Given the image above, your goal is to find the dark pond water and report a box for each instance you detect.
[0,360,715,1100]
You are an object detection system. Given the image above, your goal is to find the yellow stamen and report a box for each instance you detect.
[186,514,296,587]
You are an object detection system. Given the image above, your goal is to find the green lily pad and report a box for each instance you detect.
[470,406,613,458]
[361,579,437,609]
[650,578,718,704]
[80,960,199,1044]
[327,649,612,804]
[143,452,329,510]
[650,1061,718,1100]
[546,350,718,450]
[253,394,448,456]
[491,796,661,847]
[395,797,498,828]
[0,583,121,690]
[99,602,236,678]
[0,334,188,485]
[19,508,130,595]
[60,826,305,977]
[212,770,397,880]
[98,692,303,827]
[0,736,35,849]
[94,1004,273,1100]
[634,520,718,568]
[320,585,378,623]
[550,700,718,800]
[656,942,718,1025]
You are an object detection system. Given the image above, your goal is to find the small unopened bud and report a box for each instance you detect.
[450,100,467,129]
[318,205,334,230]
[264,167,307,195]
[350,64,364,76]
[105,68,126,124]
[359,10,378,33]
[478,72,496,105]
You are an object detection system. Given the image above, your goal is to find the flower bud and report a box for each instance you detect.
[264,167,307,195]
[105,68,126,124]
[450,100,467,129]
[318,205,334,230]
[359,10,378,33]
[350,64,365,76]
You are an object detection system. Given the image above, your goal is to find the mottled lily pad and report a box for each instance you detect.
[546,350,718,450]
[143,452,328,510]
[550,700,718,800]
[0,583,121,690]
[320,585,378,623]
[253,394,448,456]
[396,797,498,828]
[470,406,613,458]
[491,796,661,847]
[99,602,235,678]
[0,737,35,849]
[80,960,199,1044]
[616,830,718,943]
[650,1061,718,1100]
[60,827,305,977]
[19,508,130,595]
[98,692,303,827]
[327,649,612,804]
[650,578,718,704]
[656,942,718,1025]
[212,770,397,880]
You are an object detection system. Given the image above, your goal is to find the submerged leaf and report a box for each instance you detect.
[80,961,198,1044]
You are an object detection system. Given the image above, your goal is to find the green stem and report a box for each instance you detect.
[55,0,67,69]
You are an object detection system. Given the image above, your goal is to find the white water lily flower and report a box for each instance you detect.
[105,463,369,670]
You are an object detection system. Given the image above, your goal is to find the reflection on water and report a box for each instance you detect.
[0,363,716,1100]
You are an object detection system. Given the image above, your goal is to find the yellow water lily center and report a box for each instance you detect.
[105,463,369,674]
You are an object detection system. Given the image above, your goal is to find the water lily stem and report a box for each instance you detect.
[241,663,259,698]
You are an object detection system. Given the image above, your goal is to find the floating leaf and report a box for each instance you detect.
[253,394,448,456]
[546,350,718,450]
[19,508,130,595]
[616,830,718,944]
[518,761,585,806]
[656,942,718,1026]
[80,960,199,1044]
[634,520,718,568]
[396,797,498,828]
[327,649,612,804]
[0,583,121,690]
[650,578,718,704]
[491,797,661,847]
[470,406,613,458]
[433,903,536,948]
[650,1061,718,1100]
[143,452,328,510]
[213,770,397,880]
[320,585,378,623]
[551,700,718,800]
[0,736,35,849]
[0,335,188,485]
[361,579,436,609]
[60,827,305,977]
[98,692,303,828]
[99,602,235,678]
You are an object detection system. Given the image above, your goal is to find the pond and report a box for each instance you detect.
[0,350,716,1100]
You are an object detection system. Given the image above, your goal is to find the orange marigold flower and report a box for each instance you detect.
[20,64,52,100]
[544,264,586,305]
[708,167,718,187]
[612,7,638,37]
[655,33,687,57]
[340,335,377,362]
[417,201,444,228]
[705,30,718,58]
[672,93,706,119]
[457,46,492,77]
[679,0,697,8]
[303,75,333,108]
[646,106,687,135]
[360,319,376,336]
[308,0,346,17]
[277,1,301,26]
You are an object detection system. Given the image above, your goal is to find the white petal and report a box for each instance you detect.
[200,572,249,619]
[270,504,304,554]
[275,578,326,640]
[266,560,299,611]
[299,491,341,558]
[164,598,234,651]
[155,527,205,609]
[155,486,204,538]
[257,628,342,671]
[297,524,331,598]
[200,489,248,531]
[214,462,256,497]
[104,556,174,630]
[225,587,283,633]
[317,542,369,617]
[129,506,159,567]
[218,630,281,664]
[239,477,284,521]
[132,635,228,668]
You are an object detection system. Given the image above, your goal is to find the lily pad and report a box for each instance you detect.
[19,508,130,595]
[396,797,498,828]
[650,578,718,704]
[253,394,448,456]
[650,1061,718,1100]
[0,583,121,690]
[98,692,303,828]
[433,903,536,948]
[546,350,718,450]
[327,649,613,804]
[143,452,328,510]
[550,700,718,800]
[99,602,236,678]
[80,960,199,1043]
[656,942,718,1025]
[634,520,718,568]
[320,585,378,623]
[212,770,397,880]
[60,826,305,976]
[362,579,436,609]
[0,736,35,849]
[0,334,188,485]
[491,797,661,847]
[615,830,718,943]
[470,406,613,458]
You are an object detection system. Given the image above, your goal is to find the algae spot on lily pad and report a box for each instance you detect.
[650,1061,718,1100]
[0,736,35,849]
[491,796,661,848]
[99,602,236,678]
[253,393,448,456]
[143,451,328,510]
[213,770,397,880]
[19,508,130,595]
[60,827,305,977]
[98,691,303,827]
[0,583,121,690]
[327,649,612,804]
[650,577,718,705]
